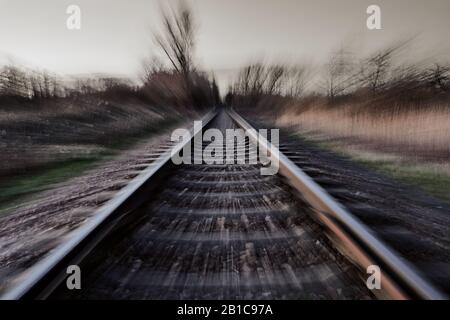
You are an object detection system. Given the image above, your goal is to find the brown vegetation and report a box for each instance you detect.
[141,0,220,111]
[0,1,219,181]
[227,41,450,162]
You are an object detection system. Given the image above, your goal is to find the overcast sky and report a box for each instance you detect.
[1,0,449,88]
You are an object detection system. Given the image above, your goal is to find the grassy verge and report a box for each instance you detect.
[355,158,450,202]
[0,116,182,213]
[293,133,450,203]
[0,156,108,212]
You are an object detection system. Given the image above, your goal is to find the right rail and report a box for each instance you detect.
[228,108,446,300]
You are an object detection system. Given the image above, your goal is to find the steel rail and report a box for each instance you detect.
[1,108,445,300]
[227,108,446,300]
[0,111,218,300]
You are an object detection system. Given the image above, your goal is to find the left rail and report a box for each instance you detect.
[1,111,217,300]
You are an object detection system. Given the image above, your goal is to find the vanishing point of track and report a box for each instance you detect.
[1,109,446,300]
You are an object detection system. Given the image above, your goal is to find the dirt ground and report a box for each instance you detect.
[0,123,183,294]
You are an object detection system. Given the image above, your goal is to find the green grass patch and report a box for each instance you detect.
[0,116,182,214]
[358,160,450,202]
[291,132,450,203]
[0,156,107,213]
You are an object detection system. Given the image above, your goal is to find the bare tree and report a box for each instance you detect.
[234,63,286,96]
[360,41,410,92]
[233,63,310,100]
[428,63,449,92]
[42,72,53,98]
[141,56,165,84]
[153,1,195,76]
[143,1,216,109]
[30,73,42,99]
[266,65,286,95]
[323,49,355,99]
[285,66,308,97]
[0,65,30,98]
[362,50,392,92]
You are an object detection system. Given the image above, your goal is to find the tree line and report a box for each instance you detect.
[1,1,221,111]
[227,40,450,112]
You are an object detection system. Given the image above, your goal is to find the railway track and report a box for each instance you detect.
[0,109,446,300]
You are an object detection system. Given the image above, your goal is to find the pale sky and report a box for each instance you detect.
[1,0,449,89]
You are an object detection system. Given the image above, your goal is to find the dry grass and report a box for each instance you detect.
[277,105,450,161]
[275,103,450,201]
